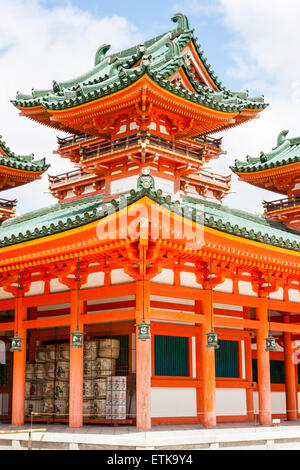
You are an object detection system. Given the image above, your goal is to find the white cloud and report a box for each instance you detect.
[0,0,141,214]
[207,0,300,214]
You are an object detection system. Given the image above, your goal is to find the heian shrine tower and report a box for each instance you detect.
[1,13,300,431]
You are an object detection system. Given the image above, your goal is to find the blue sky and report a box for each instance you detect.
[1,0,300,215]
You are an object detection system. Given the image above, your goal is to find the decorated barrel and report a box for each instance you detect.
[83,400,95,418]
[56,361,69,380]
[46,344,57,362]
[83,380,94,399]
[35,363,46,380]
[27,381,43,398]
[94,399,106,418]
[55,381,68,399]
[43,380,55,398]
[54,399,68,416]
[98,338,120,359]
[84,341,98,361]
[84,361,97,379]
[25,381,31,398]
[59,343,70,361]
[46,363,56,380]
[96,358,116,377]
[43,399,55,414]
[25,399,43,417]
[35,346,47,363]
[93,378,107,398]
[26,364,35,380]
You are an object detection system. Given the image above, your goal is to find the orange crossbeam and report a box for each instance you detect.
[80,309,136,325]
[150,308,204,324]
[23,316,70,330]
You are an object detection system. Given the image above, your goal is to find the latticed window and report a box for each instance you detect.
[253,359,285,384]
[154,335,189,377]
[215,340,239,378]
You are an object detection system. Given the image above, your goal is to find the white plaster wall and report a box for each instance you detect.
[25,281,44,297]
[180,272,201,289]
[0,288,13,300]
[253,392,286,415]
[152,269,174,285]
[153,176,174,195]
[151,388,197,417]
[110,269,134,285]
[83,185,94,194]
[239,281,257,297]
[213,303,243,312]
[38,303,70,312]
[82,272,105,289]
[289,289,300,303]
[215,279,233,294]
[216,389,247,417]
[87,296,135,306]
[111,175,139,195]
[50,279,69,293]
[270,287,284,301]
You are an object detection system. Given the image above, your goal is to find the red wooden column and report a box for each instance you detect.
[198,292,216,428]
[135,279,151,431]
[256,301,272,426]
[244,307,254,422]
[11,298,27,426]
[284,316,297,421]
[69,290,84,428]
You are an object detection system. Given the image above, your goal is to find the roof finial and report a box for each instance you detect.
[171,13,190,32]
[95,44,111,66]
[277,130,289,147]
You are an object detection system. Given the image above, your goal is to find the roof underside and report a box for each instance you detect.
[1,185,299,252]
[12,13,267,132]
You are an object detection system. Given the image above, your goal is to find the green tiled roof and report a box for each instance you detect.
[0,136,49,173]
[12,14,267,116]
[1,179,300,252]
[231,130,300,174]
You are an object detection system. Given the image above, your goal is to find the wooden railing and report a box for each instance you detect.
[0,198,17,210]
[48,168,90,185]
[192,135,222,148]
[57,133,93,148]
[263,196,300,212]
[200,170,231,185]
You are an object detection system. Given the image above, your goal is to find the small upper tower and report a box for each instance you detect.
[12,14,267,205]
[0,136,49,221]
[231,130,300,230]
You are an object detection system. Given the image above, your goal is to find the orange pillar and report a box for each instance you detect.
[198,292,216,428]
[284,316,297,421]
[256,301,272,426]
[135,280,151,431]
[244,307,254,422]
[69,290,84,428]
[11,298,27,426]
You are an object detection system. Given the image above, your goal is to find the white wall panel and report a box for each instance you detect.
[151,388,197,417]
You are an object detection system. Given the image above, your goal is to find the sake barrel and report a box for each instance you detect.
[83,400,94,418]
[84,341,98,361]
[46,344,57,362]
[25,399,43,417]
[98,338,120,359]
[54,399,68,416]
[43,399,55,414]
[93,378,107,398]
[29,381,43,398]
[46,363,56,380]
[83,380,94,399]
[56,361,69,380]
[25,381,32,398]
[35,363,46,380]
[26,364,35,380]
[43,380,55,398]
[84,361,97,379]
[35,346,47,363]
[59,343,70,361]
[94,399,106,418]
[55,381,68,399]
[96,358,116,377]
